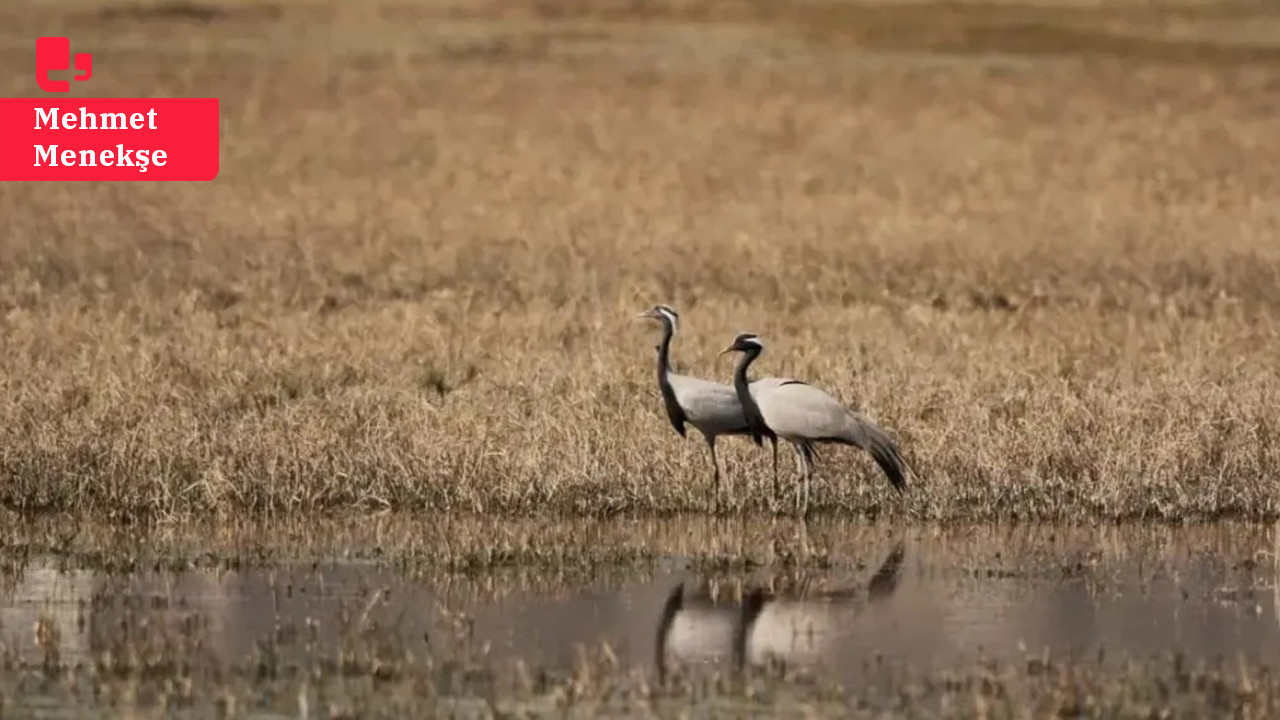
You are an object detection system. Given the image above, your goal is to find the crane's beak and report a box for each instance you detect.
[634,311,652,320]
[717,344,736,356]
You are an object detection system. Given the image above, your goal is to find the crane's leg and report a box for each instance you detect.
[790,443,805,516]
[706,434,722,513]
[788,443,798,515]
[799,442,817,520]
[798,445,807,519]
[769,436,779,511]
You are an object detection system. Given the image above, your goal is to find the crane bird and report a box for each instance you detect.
[719,332,908,516]
[636,305,779,511]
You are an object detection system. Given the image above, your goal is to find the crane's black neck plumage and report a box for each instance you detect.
[654,316,687,436]
[732,346,768,446]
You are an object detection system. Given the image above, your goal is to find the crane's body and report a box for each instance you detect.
[721,332,909,516]
[664,373,754,438]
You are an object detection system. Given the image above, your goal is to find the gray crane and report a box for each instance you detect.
[636,305,779,511]
[719,332,908,516]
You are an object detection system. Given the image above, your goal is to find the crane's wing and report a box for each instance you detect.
[750,380,907,492]
[668,374,750,434]
[749,376,795,393]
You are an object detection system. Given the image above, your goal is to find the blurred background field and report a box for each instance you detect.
[1,0,1279,520]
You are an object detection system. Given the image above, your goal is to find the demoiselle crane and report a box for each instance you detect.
[636,305,778,510]
[719,332,908,516]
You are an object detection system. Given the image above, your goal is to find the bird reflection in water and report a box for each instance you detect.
[654,541,906,681]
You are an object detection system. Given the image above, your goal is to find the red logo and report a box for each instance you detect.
[36,37,93,93]
[1,37,220,181]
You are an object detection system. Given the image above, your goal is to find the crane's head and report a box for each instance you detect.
[719,332,764,356]
[635,304,680,335]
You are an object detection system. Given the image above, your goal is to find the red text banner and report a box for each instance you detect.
[0,98,219,181]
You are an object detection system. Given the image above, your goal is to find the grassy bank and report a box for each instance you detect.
[2,0,1280,521]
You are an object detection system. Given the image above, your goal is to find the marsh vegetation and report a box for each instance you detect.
[3,0,1280,521]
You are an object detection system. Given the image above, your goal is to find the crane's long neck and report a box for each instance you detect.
[655,318,674,380]
[733,347,768,445]
[655,319,682,419]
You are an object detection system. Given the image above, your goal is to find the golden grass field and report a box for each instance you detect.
[2,0,1280,521]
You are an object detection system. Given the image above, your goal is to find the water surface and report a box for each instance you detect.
[2,521,1277,717]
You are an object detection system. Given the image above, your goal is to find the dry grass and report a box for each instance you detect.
[3,0,1280,521]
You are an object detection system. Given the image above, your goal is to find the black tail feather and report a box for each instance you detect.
[866,433,907,493]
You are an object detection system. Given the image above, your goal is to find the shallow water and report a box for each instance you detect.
[2,521,1279,717]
